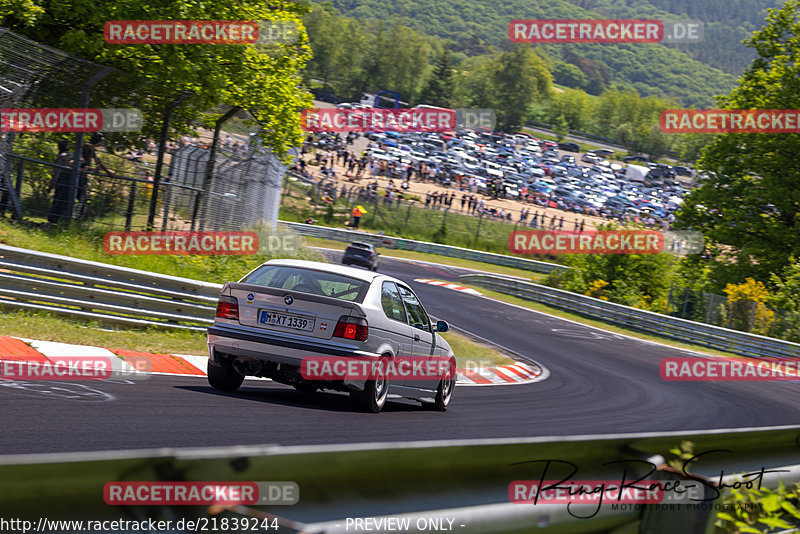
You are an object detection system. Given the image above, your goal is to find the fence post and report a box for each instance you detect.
[67,66,113,222]
[665,282,674,315]
[191,106,241,231]
[369,198,378,226]
[148,90,194,231]
[125,181,137,231]
[681,288,690,318]
[473,213,483,245]
[404,201,413,227]
[160,180,172,231]
[0,133,23,221]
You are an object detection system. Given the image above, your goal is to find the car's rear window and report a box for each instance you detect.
[241,265,367,302]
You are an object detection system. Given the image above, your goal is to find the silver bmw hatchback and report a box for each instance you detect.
[206,259,456,412]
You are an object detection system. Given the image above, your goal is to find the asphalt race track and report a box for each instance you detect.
[2,252,798,455]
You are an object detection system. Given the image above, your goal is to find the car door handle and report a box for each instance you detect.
[414,334,420,341]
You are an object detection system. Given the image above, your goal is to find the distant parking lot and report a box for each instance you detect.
[297,100,694,230]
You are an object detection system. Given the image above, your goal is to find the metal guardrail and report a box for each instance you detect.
[524,120,681,159]
[3,240,794,359]
[280,221,567,274]
[460,274,800,359]
[3,425,800,533]
[0,244,221,331]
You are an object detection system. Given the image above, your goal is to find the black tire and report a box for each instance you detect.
[423,360,456,411]
[352,358,389,413]
[293,383,317,394]
[207,359,244,392]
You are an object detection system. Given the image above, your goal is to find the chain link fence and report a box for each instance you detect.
[166,132,285,232]
[0,28,285,232]
[664,285,800,342]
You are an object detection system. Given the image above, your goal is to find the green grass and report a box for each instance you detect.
[0,218,324,284]
[461,283,745,359]
[0,309,207,354]
[301,236,547,282]
[281,181,569,262]
[0,218,518,364]
[440,330,515,368]
[0,308,516,369]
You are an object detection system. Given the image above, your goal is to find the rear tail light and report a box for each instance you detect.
[215,296,239,320]
[333,316,368,341]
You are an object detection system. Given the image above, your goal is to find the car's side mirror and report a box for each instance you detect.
[434,320,449,333]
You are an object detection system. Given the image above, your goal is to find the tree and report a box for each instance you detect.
[304,4,368,99]
[677,0,800,286]
[419,49,455,107]
[0,0,312,157]
[452,54,497,109]
[546,88,593,130]
[674,133,717,163]
[359,21,433,103]
[723,278,775,335]
[546,225,679,311]
[768,257,800,341]
[552,62,588,90]
[492,46,551,132]
[553,114,569,142]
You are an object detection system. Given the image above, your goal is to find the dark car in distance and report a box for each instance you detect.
[558,141,581,152]
[342,242,380,271]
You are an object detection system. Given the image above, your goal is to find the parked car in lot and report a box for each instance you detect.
[206,260,456,413]
[593,148,616,159]
[558,141,581,152]
[582,152,600,164]
[342,242,380,271]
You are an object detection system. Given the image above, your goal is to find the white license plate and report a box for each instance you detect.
[260,311,315,332]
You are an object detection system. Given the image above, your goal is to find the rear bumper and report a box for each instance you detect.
[342,255,374,267]
[207,323,380,390]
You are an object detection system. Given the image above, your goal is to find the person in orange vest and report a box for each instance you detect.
[351,205,367,228]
